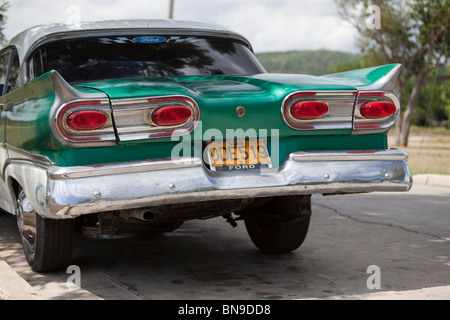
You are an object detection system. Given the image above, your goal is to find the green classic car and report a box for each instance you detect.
[0,20,411,272]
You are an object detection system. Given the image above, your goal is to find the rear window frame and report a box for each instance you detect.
[26,33,266,83]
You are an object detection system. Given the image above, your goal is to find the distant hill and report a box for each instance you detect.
[255,50,361,76]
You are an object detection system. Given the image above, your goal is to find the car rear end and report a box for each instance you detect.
[41,66,411,219]
[3,20,411,271]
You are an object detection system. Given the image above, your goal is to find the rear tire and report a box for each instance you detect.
[243,195,311,253]
[16,189,75,272]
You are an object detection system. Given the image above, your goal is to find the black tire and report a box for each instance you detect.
[243,195,311,253]
[16,189,75,272]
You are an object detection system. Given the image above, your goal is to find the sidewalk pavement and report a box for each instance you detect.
[413,174,450,189]
[0,173,449,300]
[0,258,42,300]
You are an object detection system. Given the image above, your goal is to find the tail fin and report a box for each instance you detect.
[322,64,402,92]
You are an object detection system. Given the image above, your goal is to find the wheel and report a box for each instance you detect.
[243,195,311,253]
[16,188,75,272]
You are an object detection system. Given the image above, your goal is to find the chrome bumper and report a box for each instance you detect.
[42,149,411,218]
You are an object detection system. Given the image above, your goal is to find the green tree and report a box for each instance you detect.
[256,50,360,75]
[0,1,9,45]
[412,77,449,126]
[335,0,450,146]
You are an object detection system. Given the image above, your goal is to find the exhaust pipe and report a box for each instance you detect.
[120,209,156,221]
[141,210,155,221]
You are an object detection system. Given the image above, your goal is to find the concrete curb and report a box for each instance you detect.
[0,257,43,300]
[413,174,450,189]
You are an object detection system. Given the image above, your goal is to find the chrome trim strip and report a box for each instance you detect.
[5,144,54,167]
[47,157,202,179]
[291,149,408,162]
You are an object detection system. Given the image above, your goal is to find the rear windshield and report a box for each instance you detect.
[28,35,265,83]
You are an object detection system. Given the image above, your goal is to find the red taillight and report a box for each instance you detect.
[290,101,329,120]
[67,110,108,130]
[55,99,116,146]
[360,102,396,119]
[151,106,192,126]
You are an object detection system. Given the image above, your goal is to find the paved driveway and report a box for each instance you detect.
[0,184,449,300]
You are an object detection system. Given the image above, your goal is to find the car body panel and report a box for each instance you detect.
[1,70,391,167]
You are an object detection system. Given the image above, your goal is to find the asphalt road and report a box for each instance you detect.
[0,183,449,300]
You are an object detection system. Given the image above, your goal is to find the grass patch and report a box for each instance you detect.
[389,126,450,175]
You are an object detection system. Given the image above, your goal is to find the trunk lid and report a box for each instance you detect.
[76,74,357,140]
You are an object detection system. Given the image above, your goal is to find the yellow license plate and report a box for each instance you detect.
[206,139,272,171]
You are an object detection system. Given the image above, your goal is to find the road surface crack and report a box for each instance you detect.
[314,203,447,242]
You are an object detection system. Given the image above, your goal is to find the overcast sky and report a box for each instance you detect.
[3,0,359,53]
